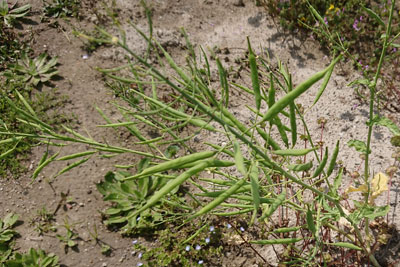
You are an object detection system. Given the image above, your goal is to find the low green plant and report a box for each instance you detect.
[133,220,224,266]
[2,1,400,266]
[6,248,59,267]
[97,164,190,234]
[56,219,80,251]
[3,52,58,88]
[30,207,57,235]
[42,0,80,18]
[0,0,30,27]
[0,213,19,265]
[0,213,18,244]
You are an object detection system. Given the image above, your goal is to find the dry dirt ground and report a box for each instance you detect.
[1,0,400,266]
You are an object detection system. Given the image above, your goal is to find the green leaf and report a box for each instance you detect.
[373,116,400,135]
[347,139,370,154]
[165,145,180,158]
[362,6,385,27]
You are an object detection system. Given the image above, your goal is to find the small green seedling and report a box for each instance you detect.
[0,0,31,27]
[4,52,58,88]
[42,0,80,18]
[56,219,80,251]
[0,213,18,243]
[97,164,174,233]
[6,248,59,267]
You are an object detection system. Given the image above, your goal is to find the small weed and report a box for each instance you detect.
[88,224,113,256]
[30,207,57,235]
[97,166,189,235]
[132,220,224,266]
[0,0,31,27]
[6,248,59,267]
[56,218,80,252]
[3,51,59,89]
[0,213,18,265]
[42,0,80,19]
[0,213,59,266]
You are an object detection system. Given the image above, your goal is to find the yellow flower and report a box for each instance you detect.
[345,172,388,205]
[111,36,119,44]
[329,4,334,11]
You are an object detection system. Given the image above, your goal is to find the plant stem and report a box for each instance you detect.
[363,0,395,258]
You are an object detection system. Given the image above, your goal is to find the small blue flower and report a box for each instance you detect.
[185,245,191,251]
[198,260,204,265]
[195,244,201,250]
[240,226,245,232]
[205,237,210,244]
[209,226,215,232]
[132,239,138,245]
[138,252,143,259]
[136,216,141,221]
[137,263,143,267]
[226,223,232,229]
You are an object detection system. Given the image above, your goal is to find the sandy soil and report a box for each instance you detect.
[1,0,399,266]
